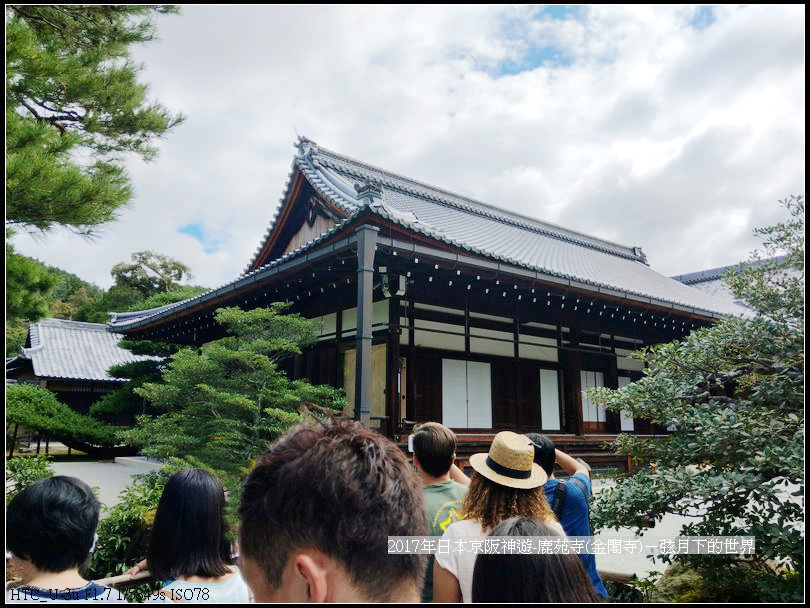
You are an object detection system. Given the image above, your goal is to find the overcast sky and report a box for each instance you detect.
[10,4,806,292]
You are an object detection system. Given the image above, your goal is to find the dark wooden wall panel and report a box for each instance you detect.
[411,351,442,423]
[518,361,541,430]
[491,360,517,429]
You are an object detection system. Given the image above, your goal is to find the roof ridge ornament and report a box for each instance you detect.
[632,246,648,265]
[354,179,384,207]
[296,136,317,158]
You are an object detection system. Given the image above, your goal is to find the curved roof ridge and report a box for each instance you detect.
[297,156,358,211]
[306,140,643,262]
[244,137,648,275]
[109,302,194,323]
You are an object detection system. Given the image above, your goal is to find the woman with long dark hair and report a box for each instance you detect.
[472,517,600,603]
[141,468,250,603]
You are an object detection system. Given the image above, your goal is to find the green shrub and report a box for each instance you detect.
[5,454,53,503]
[87,468,173,602]
[124,304,345,509]
[651,559,803,603]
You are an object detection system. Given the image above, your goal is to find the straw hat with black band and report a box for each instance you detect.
[469,431,548,489]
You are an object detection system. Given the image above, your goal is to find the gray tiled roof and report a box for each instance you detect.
[675,278,744,308]
[109,139,752,331]
[265,139,751,317]
[247,138,647,271]
[20,318,155,382]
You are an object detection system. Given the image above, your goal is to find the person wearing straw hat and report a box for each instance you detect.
[433,431,564,603]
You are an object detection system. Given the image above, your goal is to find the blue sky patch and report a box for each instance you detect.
[179,223,219,254]
[542,5,579,21]
[498,45,571,75]
[690,6,715,30]
[495,6,577,76]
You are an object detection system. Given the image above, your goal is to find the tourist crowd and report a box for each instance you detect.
[6,412,606,603]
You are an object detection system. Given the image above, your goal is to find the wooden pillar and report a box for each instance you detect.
[513,303,521,427]
[564,329,585,436]
[556,325,565,430]
[406,298,415,422]
[570,353,584,436]
[464,295,471,357]
[606,334,621,433]
[385,293,401,437]
[334,308,343,387]
[353,224,378,426]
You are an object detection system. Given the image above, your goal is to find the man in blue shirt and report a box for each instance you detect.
[527,433,608,599]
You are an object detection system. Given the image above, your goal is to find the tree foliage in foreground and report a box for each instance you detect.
[589,196,804,602]
[6,234,57,322]
[6,384,121,448]
[121,304,345,493]
[6,5,184,236]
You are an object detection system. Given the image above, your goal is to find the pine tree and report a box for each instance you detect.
[590,196,804,602]
[6,5,184,236]
[121,304,345,494]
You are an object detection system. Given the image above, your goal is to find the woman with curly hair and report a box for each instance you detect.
[433,431,563,603]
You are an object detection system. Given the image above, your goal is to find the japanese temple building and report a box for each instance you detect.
[107,138,750,468]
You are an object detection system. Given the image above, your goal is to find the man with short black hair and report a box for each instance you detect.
[239,413,429,603]
[527,433,607,599]
[411,422,469,603]
[6,476,126,602]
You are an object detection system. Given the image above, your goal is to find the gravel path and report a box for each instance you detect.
[50,458,157,517]
[592,479,696,580]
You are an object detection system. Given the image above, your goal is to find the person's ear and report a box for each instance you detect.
[293,553,329,603]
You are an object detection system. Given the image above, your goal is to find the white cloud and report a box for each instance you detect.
[10,4,805,294]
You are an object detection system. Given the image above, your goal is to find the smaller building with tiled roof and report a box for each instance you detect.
[671,256,788,310]
[6,318,157,414]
